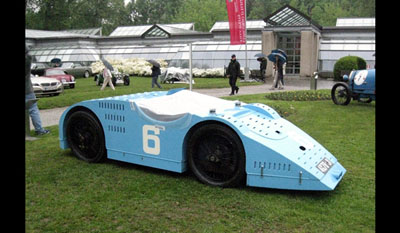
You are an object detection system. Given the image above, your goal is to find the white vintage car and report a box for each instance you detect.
[31,74,64,97]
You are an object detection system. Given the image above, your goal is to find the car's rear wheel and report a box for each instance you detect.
[66,110,106,163]
[187,123,245,187]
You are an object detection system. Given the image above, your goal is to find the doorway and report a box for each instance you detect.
[277,32,301,75]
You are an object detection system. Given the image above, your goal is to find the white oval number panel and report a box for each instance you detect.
[354,70,368,86]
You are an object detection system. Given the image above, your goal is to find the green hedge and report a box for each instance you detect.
[333,56,367,81]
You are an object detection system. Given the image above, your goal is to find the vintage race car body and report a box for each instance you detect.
[331,69,375,105]
[59,89,346,191]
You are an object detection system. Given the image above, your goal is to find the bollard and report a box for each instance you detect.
[310,72,318,90]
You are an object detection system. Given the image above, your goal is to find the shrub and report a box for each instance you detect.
[333,56,367,81]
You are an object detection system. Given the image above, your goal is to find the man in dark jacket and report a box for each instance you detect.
[151,65,162,88]
[257,57,267,82]
[226,54,240,95]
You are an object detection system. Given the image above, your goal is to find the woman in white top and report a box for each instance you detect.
[100,67,115,91]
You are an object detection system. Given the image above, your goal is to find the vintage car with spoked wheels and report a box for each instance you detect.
[331,69,375,105]
[94,70,130,86]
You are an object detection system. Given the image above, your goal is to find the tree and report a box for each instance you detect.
[172,0,228,32]
[25,0,131,35]
[126,0,182,25]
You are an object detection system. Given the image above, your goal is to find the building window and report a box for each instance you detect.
[277,32,301,74]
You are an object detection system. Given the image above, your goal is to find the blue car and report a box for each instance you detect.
[59,89,346,191]
[331,69,375,105]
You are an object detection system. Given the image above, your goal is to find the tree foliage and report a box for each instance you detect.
[25,0,375,35]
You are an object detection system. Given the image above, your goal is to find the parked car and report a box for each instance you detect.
[60,62,93,78]
[331,69,375,105]
[59,89,346,191]
[30,63,50,76]
[94,70,130,86]
[31,74,63,97]
[43,68,76,88]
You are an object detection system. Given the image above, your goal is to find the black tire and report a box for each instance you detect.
[331,83,351,105]
[66,110,106,163]
[123,76,130,86]
[187,123,245,187]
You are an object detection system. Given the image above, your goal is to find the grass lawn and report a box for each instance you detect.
[36,76,261,110]
[26,89,375,232]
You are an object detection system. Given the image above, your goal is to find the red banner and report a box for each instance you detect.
[226,0,246,45]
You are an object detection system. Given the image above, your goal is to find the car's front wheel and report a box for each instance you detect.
[66,110,106,163]
[331,83,351,105]
[187,123,245,187]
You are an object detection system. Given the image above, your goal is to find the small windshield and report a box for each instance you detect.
[61,63,74,68]
[46,69,65,76]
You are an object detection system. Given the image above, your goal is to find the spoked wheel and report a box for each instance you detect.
[331,83,351,105]
[66,110,106,163]
[187,124,245,187]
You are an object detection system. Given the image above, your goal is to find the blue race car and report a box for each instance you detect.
[59,88,346,191]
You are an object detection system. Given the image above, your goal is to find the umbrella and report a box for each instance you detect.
[51,58,61,63]
[267,52,286,63]
[147,59,160,67]
[101,57,114,71]
[254,53,268,58]
[271,49,287,61]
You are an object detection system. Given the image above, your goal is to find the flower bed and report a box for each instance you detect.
[91,58,227,78]
[265,90,331,101]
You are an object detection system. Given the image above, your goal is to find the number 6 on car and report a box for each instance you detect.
[60,88,346,191]
[142,125,163,155]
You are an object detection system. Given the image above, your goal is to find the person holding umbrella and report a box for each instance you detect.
[226,54,240,96]
[148,60,162,89]
[267,51,286,90]
[100,57,115,91]
[272,49,287,89]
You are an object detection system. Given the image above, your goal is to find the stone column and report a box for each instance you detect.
[300,30,319,79]
[261,30,276,79]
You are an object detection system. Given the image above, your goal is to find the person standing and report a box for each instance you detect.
[271,55,284,90]
[276,55,285,89]
[100,67,115,91]
[226,54,240,96]
[257,57,267,82]
[25,44,50,135]
[151,65,162,88]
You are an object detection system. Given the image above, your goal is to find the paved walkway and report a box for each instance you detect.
[31,78,335,129]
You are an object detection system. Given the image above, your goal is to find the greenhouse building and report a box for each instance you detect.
[25,4,375,79]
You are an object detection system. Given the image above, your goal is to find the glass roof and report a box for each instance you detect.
[26,29,101,39]
[144,26,169,38]
[263,4,322,29]
[336,18,375,27]
[210,20,267,32]
[109,23,194,37]
[62,27,102,35]
[168,40,262,69]
[28,45,100,63]
[320,39,375,51]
